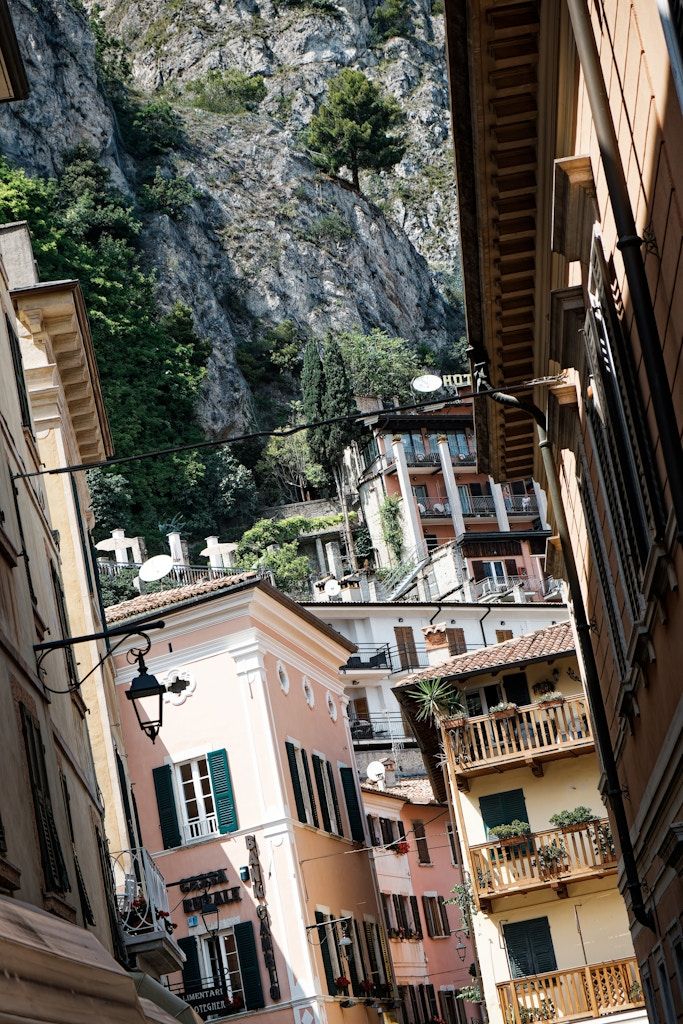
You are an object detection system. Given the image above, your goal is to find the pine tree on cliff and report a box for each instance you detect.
[301,338,360,570]
[306,70,407,191]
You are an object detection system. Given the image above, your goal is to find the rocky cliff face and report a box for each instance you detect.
[0,0,461,437]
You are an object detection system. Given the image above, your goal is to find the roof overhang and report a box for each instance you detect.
[0,0,28,102]
[445,0,564,481]
[12,279,114,462]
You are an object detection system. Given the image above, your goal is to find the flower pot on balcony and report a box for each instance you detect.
[492,708,517,721]
[560,822,591,834]
[448,716,468,729]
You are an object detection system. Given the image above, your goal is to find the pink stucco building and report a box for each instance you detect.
[362,778,481,1024]
[108,575,393,1024]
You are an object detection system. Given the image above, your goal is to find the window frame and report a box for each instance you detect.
[175,756,218,843]
[200,926,245,1000]
[413,820,431,865]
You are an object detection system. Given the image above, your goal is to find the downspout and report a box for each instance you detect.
[478,606,492,648]
[486,387,654,931]
[565,0,683,539]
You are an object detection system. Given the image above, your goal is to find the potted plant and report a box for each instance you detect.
[549,806,599,834]
[387,927,399,939]
[489,701,519,721]
[408,678,467,725]
[393,840,410,855]
[537,839,566,877]
[476,866,493,891]
[490,820,531,847]
[532,678,556,697]
[336,976,351,995]
[534,690,565,709]
[595,821,616,861]
[628,981,643,1003]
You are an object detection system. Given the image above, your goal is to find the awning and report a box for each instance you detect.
[0,895,197,1024]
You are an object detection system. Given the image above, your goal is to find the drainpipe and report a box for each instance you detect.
[485,386,654,932]
[565,0,683,539]
[478,606,492,648]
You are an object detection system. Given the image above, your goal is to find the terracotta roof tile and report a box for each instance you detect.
[105,572,258,623]
[361,777,440,805]
[403,621,575,683]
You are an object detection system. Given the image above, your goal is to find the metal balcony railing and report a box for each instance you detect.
[406,451,442,467]
[183,814,219,843]
[343,644,393,672]
[497,958,645,1024]
[97,559,271,590]
[470,818,616,900]
[460,494,497,515]
[505,495,539,515]
[112,847,175,939]
[349,712,414,743]
[445,695,593,777]
[415,496,452,518]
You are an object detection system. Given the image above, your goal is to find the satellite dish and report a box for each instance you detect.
[366,761,386,783]
[139,554,174,582]
[324,579,342,597]
[411,373,443,394]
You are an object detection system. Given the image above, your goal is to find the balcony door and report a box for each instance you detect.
[503,917,557,978]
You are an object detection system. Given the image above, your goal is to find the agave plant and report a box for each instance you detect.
[408,677,467,724]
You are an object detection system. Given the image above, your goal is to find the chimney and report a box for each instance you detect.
[382,757,397,788]
[422,623,452,666]
[167,532,184,564]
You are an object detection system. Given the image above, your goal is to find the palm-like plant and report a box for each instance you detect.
[409,678,467,724]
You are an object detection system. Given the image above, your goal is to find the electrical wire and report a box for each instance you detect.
[299,806,450,866]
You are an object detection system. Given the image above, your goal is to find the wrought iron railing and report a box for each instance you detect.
[343,644,392,672]
[415,496,452,517]
[497,958,644,1023]
[460,494,497,515]
[505,495,539,514]
[111,847,175,939]
[349,712,414,742]
[97,559,271,589]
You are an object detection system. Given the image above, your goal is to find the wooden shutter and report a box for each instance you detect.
[410,895,423,938]
[363,920,380,983]
[495,629,513,642]
[62,771,95,926]
[152,764,182,849]
[380,817,394,844]
[446,628,466,655]
[51,566,78,686]
[312,755,331,832]
[422,896,436,938]
[207,749,238,834]
[414,821,430,863]
[341,766,365,843]
[376,919,392,983]
[367,813,380,846]
[394,626,417,670]
[6,313,31,428]
[438,896,451,935]
[427,984,438,1016]
[316,911,337,995]
[479,789,528,835]
[348,917,361,995]
[285,742,307,823]
[234,920,265,1009]
[397,819,406,839]
[354,918,369,982]
[382,894,393,930]
[20,705,70,894]
[391,894,402,929]
[177,935,202,994]
[503,917,557,978]
[300,750,319,828]
[326,761,344,837]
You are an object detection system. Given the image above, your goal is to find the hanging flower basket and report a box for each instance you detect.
[393,840,410,855]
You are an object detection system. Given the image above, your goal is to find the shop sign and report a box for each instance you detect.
[184,986,229,1020]
[183,886,241,914]
[179,869,228,893]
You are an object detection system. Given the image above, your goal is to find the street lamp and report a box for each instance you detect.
[454,929,467,962]
[125,651,166,743]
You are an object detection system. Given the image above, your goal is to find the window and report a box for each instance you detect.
[414,821,430,864]
[673,937,683,1002]
[643,971,661,1024]
[410,895,423,938]
[394,626,418,670]
[446,822,459,864]
[178,922,264,1010]
[441,989,468,1024]
[174,750,238,842]
[363,919,386,987]
[312,754,343,836]
[6,313,32,429]
[340,766,365,843]
[204,930,244,1002]
[20,704,70,895]
[503,917,557,977]
[659,1,683,108]
[657,958,677,1024]
[381,893,393,931]
[285,741,318,827]
[422,895,450,937]
[61,772,94,926]
[480,789,528,837]
[446,628,466,655]
[425,533,439,553]
[496,628,514,642]
[367,814,381,846]
[51,565,78,687]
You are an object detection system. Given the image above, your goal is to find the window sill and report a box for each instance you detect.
[418,862,434,867]
[0,854,21,895]
[43,891,77,924]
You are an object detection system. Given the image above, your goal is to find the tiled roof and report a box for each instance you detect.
[105,572,258,623]
[361,777,440,805]
[404,621,575,683]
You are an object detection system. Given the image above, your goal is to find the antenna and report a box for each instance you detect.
[139,554,174,583]
[366,761,385,783]
[324,579,341,597]
[411,373,443,394]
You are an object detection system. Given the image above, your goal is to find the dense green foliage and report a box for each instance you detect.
[379,494,404,561]
[235,511,353,591]
[186,70,267,115]
[0,147,254,545]
[337,329,420,400]
[372,0,413,42]
[257,416,325,502]
[306,70,407,189]
[139,169,197,218]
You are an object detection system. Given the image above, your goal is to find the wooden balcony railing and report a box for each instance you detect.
[445,695,593,781]
[498,958,644,1023]
[470,819,616,900]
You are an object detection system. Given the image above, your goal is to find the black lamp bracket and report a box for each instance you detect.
[34,620,165,695]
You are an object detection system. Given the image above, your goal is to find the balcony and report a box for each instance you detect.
[416,496,453,518]
[342,644,393,673]
[498,958,645,1024]
[112,847,183,974]
[461,494,497,516]
[470,818,616,905]
[349,711,415,745]
[444,695,593,784]
[505,494,539,515]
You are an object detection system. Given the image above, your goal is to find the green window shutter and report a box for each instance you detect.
[438,896,451,935]
[315,911,337,995]
[300,750,319,828]
[152,764,181,849]
[479,789,528,836]
[326,761,344,837]
[341,767,366,843]
[409,896,422,938]
[312,755,332,832]
[285,742,307,823]
[503,917,557,978]
[234,920,265,1009]
[177,935,202,994]
[207,749,238,834]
